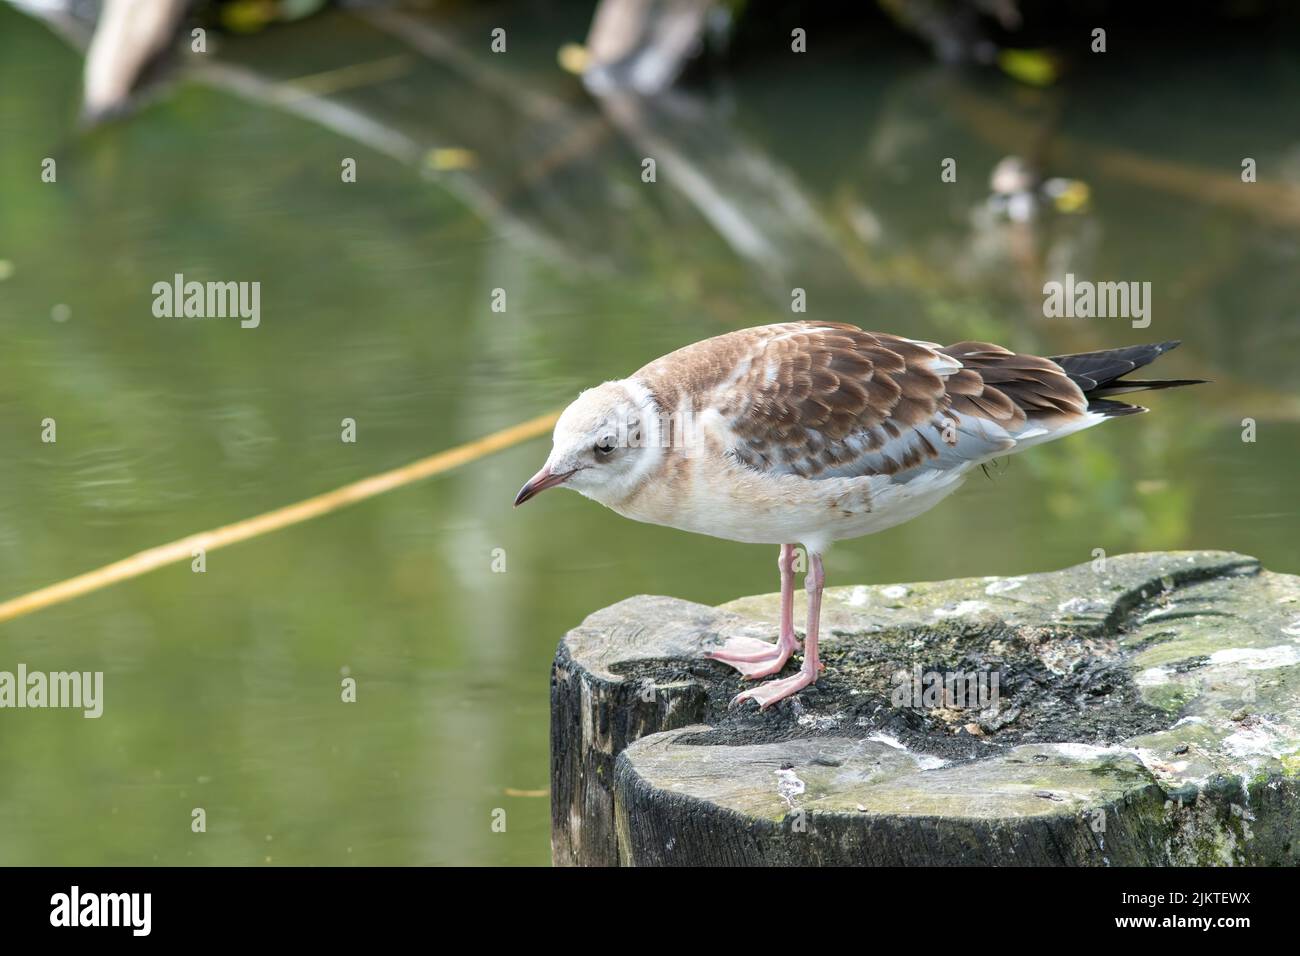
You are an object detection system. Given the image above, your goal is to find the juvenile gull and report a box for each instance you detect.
[514,322,1202,709]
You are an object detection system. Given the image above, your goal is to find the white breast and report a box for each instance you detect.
[611,444,973,553]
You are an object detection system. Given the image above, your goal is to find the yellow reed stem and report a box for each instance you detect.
[0,411,559,626]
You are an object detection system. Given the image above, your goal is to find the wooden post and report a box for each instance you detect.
[552,551,1300,865]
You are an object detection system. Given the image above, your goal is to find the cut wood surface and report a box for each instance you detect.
[551,551,1300,865]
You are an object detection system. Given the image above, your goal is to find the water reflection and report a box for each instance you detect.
[0,2,1297,865]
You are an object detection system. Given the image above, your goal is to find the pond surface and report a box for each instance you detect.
[0,4,1297,864]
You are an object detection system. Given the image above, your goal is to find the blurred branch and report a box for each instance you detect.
[0,411,561,627]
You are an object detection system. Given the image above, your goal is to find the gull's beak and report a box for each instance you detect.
[513,465,571,507]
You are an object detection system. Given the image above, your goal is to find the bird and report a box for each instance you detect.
[513,322,1202,710]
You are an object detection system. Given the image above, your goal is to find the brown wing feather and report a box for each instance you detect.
[940,341,1087,422]
[634,323,1087,480]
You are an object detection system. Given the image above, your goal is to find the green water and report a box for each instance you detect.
[0,5,1297,865]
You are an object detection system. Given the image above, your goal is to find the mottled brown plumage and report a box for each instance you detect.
[635,322,1094,481]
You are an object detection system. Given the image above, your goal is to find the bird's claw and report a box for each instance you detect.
[729,667,818,710]
[705,634,799,678]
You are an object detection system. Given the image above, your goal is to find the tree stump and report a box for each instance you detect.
[551,551,1300,866]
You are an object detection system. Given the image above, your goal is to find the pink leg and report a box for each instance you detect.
[704,545,801,679]
[732,551,824,709]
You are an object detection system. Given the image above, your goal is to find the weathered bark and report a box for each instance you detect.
[550,596,721,865]
[552,551,1300,865]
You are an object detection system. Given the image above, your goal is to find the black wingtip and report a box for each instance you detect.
[1053,341,1202,399]
[1099,377,1209,391]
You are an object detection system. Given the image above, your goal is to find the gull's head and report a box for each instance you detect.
[514,380,660,508]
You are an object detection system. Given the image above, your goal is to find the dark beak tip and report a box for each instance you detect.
[513,480,540,508]
[513,465,565,509]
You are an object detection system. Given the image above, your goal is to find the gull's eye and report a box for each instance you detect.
[594,435,617,458]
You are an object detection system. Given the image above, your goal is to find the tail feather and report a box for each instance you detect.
[1089,378,1206,396]
[1084,398,1149,417]
[1049,340,1206,416]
